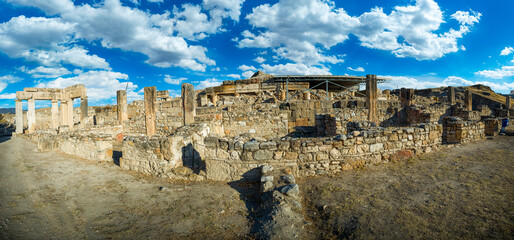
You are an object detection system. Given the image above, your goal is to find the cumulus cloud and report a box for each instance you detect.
[20,66,71,78]
[253,56,266,63]
[195,78,223,89]
[5,0,245,71]
[242,71,254,78]
[35,70,140,103]
[226,74,241,79]
[238,65,256,71]
[0,93,17,99]
[164,75,187,85]
[476,66,514,79]
[0,75,22,93]
[441,76,474,86]
[236,0,480,65]
[500,46,514,56]
[347,66,365,72]
[261,63,331,75]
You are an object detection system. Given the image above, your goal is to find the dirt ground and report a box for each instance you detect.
[0,136,252,239]
[301,136,514,239]
[1,136,513,239]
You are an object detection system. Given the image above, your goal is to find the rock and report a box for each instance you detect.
[254,150,273,161]
[280,174,295,184]
[279,184,300,197]
[243,141,260,151]
[261,165,274,174]
[261,181,273,192]
[172,166,193,176]
[260,141,277,150]
[159,186,172,192]
[261,175,274,182]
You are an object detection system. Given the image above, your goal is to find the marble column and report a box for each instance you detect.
[465,90,472,111]
[67,98,73,128]
[51,100,59,129]
[15,100,23,134]
[81,97,88,125]
[27,98,35,133]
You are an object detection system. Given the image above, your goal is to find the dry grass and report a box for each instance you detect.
[301,136,514,239]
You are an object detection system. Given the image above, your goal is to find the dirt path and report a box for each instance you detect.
[301,136,514,239]
[0,136,250,239]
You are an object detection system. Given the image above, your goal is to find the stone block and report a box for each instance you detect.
[253,150,273,161]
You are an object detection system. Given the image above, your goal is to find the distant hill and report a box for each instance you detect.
[0,108,15,114]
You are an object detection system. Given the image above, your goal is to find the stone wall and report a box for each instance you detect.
[37,132,114,161]
[442,117,485,144]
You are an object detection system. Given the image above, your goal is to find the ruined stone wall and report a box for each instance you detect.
[443,117,485,144]
[37,132,114,161]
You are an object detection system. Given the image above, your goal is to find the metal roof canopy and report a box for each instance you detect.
[267,75,388,101]
[270,75,388,83]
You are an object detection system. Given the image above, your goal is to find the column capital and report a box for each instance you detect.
[15,99,21,103]
[51,99,58,103]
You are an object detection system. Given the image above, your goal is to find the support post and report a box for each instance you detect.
[117,90,128,124]
[15,100,23,134]
[67,98,73,128]
[27,98,35,133]
[182,83,195,125]
[211,94,218,106]
[366,74,378,123]
[448,86,455,105]
[60,100,67,126]
[51,100,59,129]
[144,87,157,136]
[81,97,88,125]
[400,88,414,107]
[465,90,472,111]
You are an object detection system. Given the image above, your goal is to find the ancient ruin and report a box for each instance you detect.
[1,71,512,239]
[3,72,512,182]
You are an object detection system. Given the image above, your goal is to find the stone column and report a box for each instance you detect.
[465,90,472,111]
[279,90,286,101]
[144,86,157,136]
[211,94,218,106]
[182,83,195,125]
[448,86,455,105]
[81,97,88,125]
[200,94,208,107]
[67,98,73,128]
[366,74,378,123]
[60,100,67,126]
[303,91,310,100]
[27,98,35,133]
[400,88,414,107]
[15,100,23,134]
[117,90,128,124]
[51,100,59,129]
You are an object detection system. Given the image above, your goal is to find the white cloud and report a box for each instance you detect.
[441,76,474,86]
[0,75,22,92]
[238,65,257,71]
[260,63,331,75]
[164,75,187,85]
[5,0,245,72]
[500,46,514,56]
[35,70,139,103]
[476,66,514,79]
[147,0,164,2]
[378,75,442,90]
[0,16,110,70]
[242,71,254,78]
[226,74,240,79]
[0,93,17,99]
[21,66,71,78]
[236,0,480,64]
[347,66,365,72]
[253,56,266,63]
[195,78,222,89]
[354,2,481,60]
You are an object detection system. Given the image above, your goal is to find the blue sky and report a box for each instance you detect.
[0,0,513,108]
